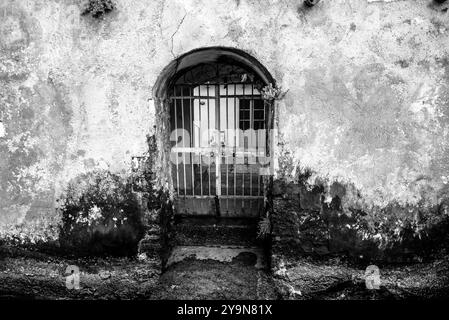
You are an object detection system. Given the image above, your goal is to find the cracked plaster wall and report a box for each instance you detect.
[1,0,449,236]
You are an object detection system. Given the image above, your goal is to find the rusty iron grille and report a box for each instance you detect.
[169,64,270,217]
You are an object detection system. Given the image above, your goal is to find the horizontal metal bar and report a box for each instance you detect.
[177,195,264,199]
[171,147,265,156]
[173,82,261,86]
[171,95,262,99]
[218,196,264,199]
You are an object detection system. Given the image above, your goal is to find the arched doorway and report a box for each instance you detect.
[153,47,275,222]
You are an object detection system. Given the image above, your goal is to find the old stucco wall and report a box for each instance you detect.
[1,0,449,242]
[277,0,449,214]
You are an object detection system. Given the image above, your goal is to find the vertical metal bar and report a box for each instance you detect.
[249,84,253,213]
[259,97,264,197]
[250,84,253,199]
[181,95,186,197]
[207,85,211,196]
[215,84,221,198]
[242,84,245,203]
[199,96,203,197]
[190,90,195,196]
[174,93,180,196]
[234,83,237,212]
[226,85,229,211]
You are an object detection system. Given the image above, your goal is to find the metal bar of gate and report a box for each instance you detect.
[259,98,264,197]
[190,90,194,196]
[226,85,229,212]
[181,97,186,197]
[215,84,221,198]
[170,95,260,100]
[207,85,211,196]
[234,84,237,211]
[174,95,180,196]
[242,84,245,212]
[249,84,253,211]
[199,95,203,198]
[179,195,263,199]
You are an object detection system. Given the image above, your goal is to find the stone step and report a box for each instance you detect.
[166,245,267,269]
[173,216,261,247]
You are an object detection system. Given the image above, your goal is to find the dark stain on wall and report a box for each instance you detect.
[271,176,449,266]
[58,170,144,256]
[81,0,115,19]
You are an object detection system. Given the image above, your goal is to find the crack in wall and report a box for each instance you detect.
[170,12,188,58]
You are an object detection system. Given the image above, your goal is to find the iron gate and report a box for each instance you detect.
[169,69,271,217]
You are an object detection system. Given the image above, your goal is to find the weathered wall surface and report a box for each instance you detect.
[277,0,449,213]
[1,0,449,246]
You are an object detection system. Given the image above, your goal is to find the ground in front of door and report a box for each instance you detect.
[1,245,449,299]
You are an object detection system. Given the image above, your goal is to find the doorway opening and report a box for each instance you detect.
[170,62,270,217]
[153,47,275,247]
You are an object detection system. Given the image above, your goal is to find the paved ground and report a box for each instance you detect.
[274,254,449,300]
[0,246,448,300]
[151,258,279,300]
[0,246,278,300]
